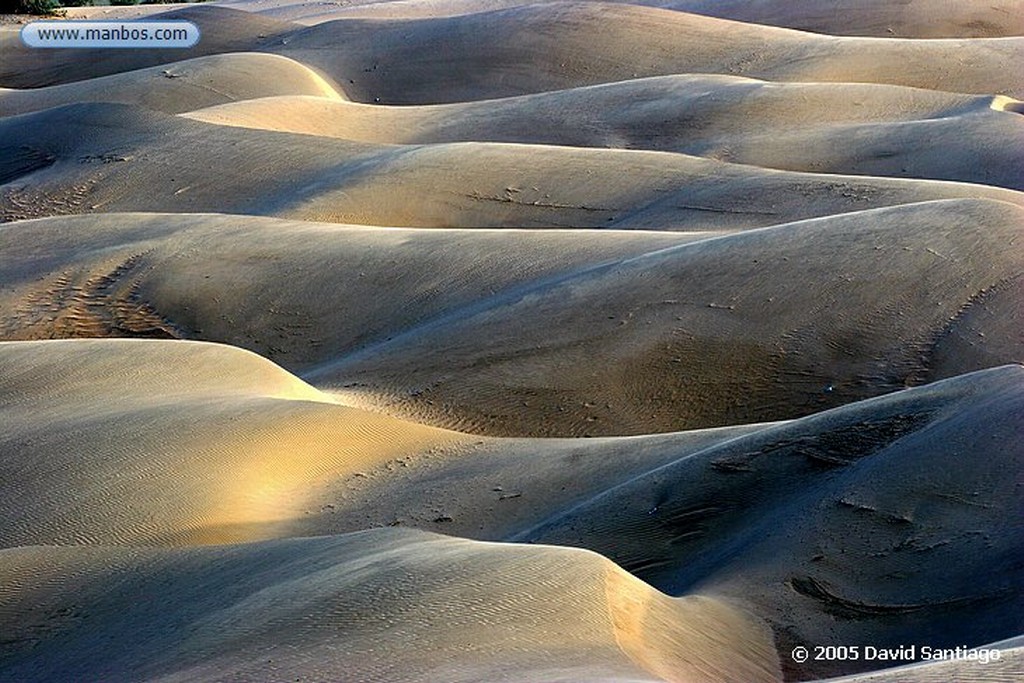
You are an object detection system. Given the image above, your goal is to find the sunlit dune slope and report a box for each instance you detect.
[0,53,343,119]
[0,0,1019,681]
[232,421,779,543]
[522,365,1024,680]
[3,103,1021,229]
[303,199,1024,436]
[0,529,781,683]
[185,77,1024,190]
[0,339,460,547]
[0,345,1017,682]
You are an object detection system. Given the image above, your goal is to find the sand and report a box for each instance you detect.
[216,0,1023,37]
[1,1,1020,681]
[3,104,1022,228]
[0,53,342,118]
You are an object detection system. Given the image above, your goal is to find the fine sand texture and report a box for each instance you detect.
[218,0,1023,38]
[1,1,1021,681]
[3,103,1022,228]
[1,200,1022,438]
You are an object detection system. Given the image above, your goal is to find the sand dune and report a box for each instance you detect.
[1,0,1020,680]
[0,53,342,118]
[3,103,1022,229]
[1,200,1021,439]
[184,76,1000,141]
[0,341,1018,682]
[0,336,769,547]
[0,339,460,546]
[667,0,1024,38]
[4,3,1022,101]
[0,6,297,88]
[272,3,1024,104]
[185,77,1024,189]
[522,364,1024,680]
[229,0,1023,38]
[304,199,1024,436]
[0,529,781,683]
[0,212,700,366]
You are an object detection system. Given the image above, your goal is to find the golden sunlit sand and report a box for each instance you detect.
[0,1,1021,681]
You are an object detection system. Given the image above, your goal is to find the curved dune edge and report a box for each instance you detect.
[0,1,1019,681]
[0,339,464,547]
[991,94,1024,113]
[3,3,1022,99]
[307,199,1024,436]
[0,345,1019,682]
[4,102,1022,230]
[218,0,1024,39]
[0,529,782,683]
[2,200,1022,438]
[180,78,998,140]
[0,53,344,119]
[520,364,1024,680]
[268,3,1024,103]
[181,78,1023,190]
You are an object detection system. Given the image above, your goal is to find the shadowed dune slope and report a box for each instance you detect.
[0,212,701,368]
[0,1,1019,681]
[0,529,782,683]
[304,199,1024,436]
[185,77,1024,190]
[3,103,1021,229]
[667,0,1024,38]
[273,3,1024,104]
[0,344,1018,682]
[0,53,343,118]
[521,365,1024,680]
[0,339,461,547]
[1,200,1021,439]
[289,422,779,542]
[2,3,1021,100]
[238,0,1023,38]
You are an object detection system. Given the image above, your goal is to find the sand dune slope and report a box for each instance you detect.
[185,77,1024,189]
[304,199,1024,436]
[239,0,1022,38]
[522,365,1024,680]
[272,3,1024,103]
[213,0,1024,39]
[3,103,1021,229]
[0,529,781,683]
[0,339,459,547]
[0,1,1018,681]
[0,212,700,367]
[667,0,1024,38]
[1,200,1021,439]
[0,6,298,88]
[3,3,1021,100]
[0,53,342,119]
[184,75,1002,141]
[0,343,1017,682]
